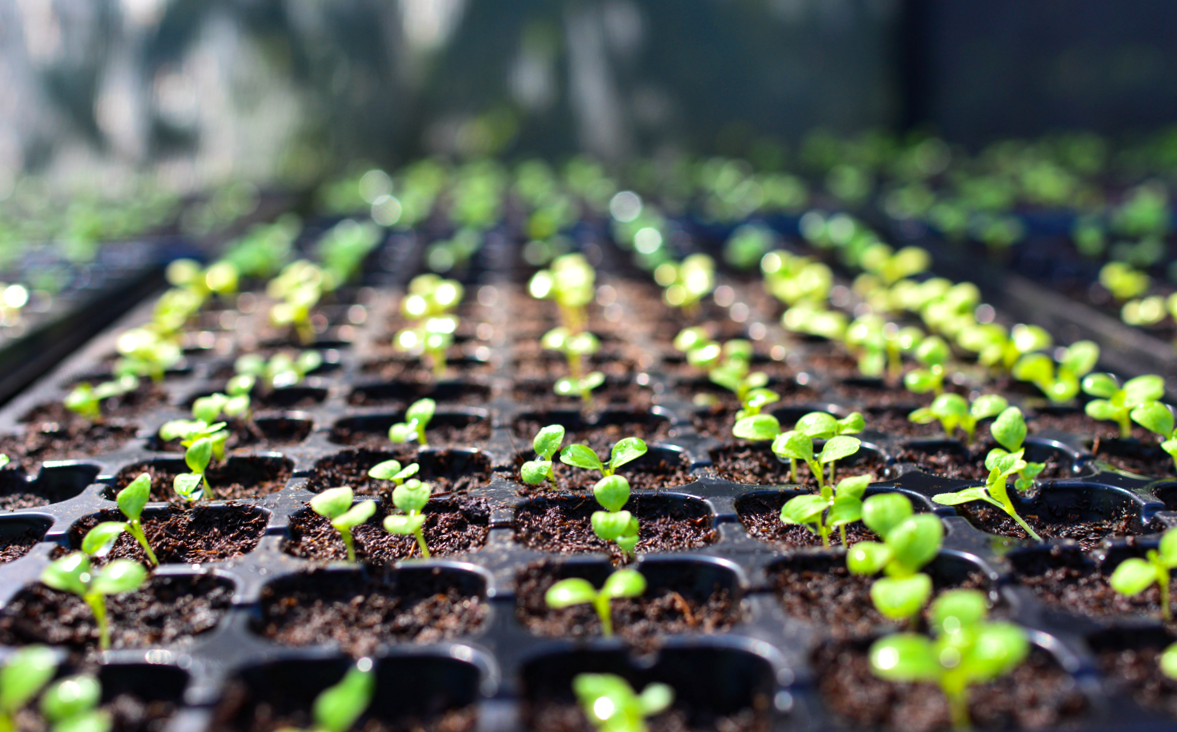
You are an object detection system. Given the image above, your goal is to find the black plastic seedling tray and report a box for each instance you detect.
[1,227,1177,731]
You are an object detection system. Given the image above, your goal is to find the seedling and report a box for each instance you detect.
[40,552,147,650]
[64,375,139,423]
[555,371,607,409]
[284,657,376,732]
[653,253,715,317]
[0,645,57,732]
[310,487,377,563]
[544,568,646,637]
[986,407,1046,492]
[870,590,1028,730]
[780,474,872,547]
[113,327,182,383]
[591,475,640,559]
[958,323,1052,374]
[781,303,847,340]
[572,673,673,732]
[542,327,601,381]
[395,314,458,378]
[40,673,109,732]
[733,411,864,486]
[382,478,433,558]
[1109,527,1177,620]
[81,474,159,567]
[560,437,647,479]
[846,316,922,379]
[902,336,951,396]
[267,260,325,344]
[1162,642,1177,680]
[1083,373,1165,438]
[1011,340,1100,402]
[388,398,435,447]
[159,419,229,466]
[173,436,217,501]
[368,459,421,496]
[933,450,1042,541]
[235,350,322,389]
[1129,401,1177,472]
[847,493,943,619]
[1100,261,1152,302]
[529,254,595,333]
[520,425,565,487]
[908,393,1008,445]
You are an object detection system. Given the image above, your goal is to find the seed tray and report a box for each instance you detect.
[0,227,1175,731]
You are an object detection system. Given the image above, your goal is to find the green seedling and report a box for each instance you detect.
[40,673,110,732]
[780,474,873,548]
[544,568,647,637]
[903,336,951,396]
[870,590,1028,730]
[957,323,1052,374]
[734,411,864,486]
[529,254,595,333]
[282,657,376,732]
[1129,401,1177,473]
[382,478,433,558]
[572,673,673,732]
[560,437,647,480]
[310,487,377,563]
[267,260,326,345]
[933,450,1042,541]
[367,459,421,502]
[1162,642,1177,680]
[0,645,57,732]
[235,350,322,389]
[762,250,833,307]
[40,552,147,650]
[1109,527,1177,621]
[159,418,229,464]
[653,253,715,317]
[781,303,847,340]
[775,430,862,492]
[64,375,139,423]
[388,398,435,447]
[113,327,182,383]
[847,493,943,619]
[542,327,601,381]
[846,316,922,379]
[555,371,607,410]
[520,425,565,487]
[173,436,217,501]
[81,474,158,567]
[591,475,640,560]
[395,315,457,378]
[1083,373,1165,439]
[908,393,1008,445]
[1100,261,1152,302]
[1011,340,1100,402]
[986,407,1046,492]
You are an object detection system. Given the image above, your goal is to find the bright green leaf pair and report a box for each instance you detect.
[779,474,872,547]
[591,476,640,559]
[81,474,158,567]
[41,552,147,650]
[847,493,943,619]
[1082,373,1164,439]
[909,393,1007,445]
[388,398,435,446]
[561,437,647,479]
[311,487,377,563]
[521,425,565,487]
[1109,527,1177,621]
[933,449,1042,542]
[573,673,672,732]
[545,568,646,637]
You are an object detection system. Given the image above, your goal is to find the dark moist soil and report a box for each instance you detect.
[832,379,938,409]
[0,527,44,563]
[214,687,477,732]
[1029,410,1148,441]
[511,413,674,453]
[865,408,941,439]
[0,422,137,470]
[514,562,740,649]
[1090,438,1176,478]
[150,417,313,453]
[308,448,493,496]
[256,568,488,656]
[360,353,495,382]
[67,506,266,565]
[0,574,232,652]
[347,380,493,407]
[707,443,886,486]
[0,468,87,510]
[737,493,880,548]
[894,439,1068,482]
[814,640,1088,732]
[20,383,169,424]
[956,500,1155,550]
[769,556,987,638]
[511,452,696,493]
[1011,548,1176,619]
[513,495,717,563]
[111,457,293,502]
[282,499,490,562]
[526,703,765,732]
[328,417,491,451]
[512,350,643,382]
[1097,643,1177,719]
[511,380,655,412]
[12,695,176,732]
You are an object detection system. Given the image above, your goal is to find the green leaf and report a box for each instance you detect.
[601,569,647,599]
[930,393,968,418]
[835,474,872,500]
[904,369,939,393]
[591,510,634,541]
[1160,529,1177,566]
[828,495,863,527]
[1060,340,1100,376]
[990,407,1027,453]
[81,522,127,558]
[861,493,913,538]
[732,414,781,441]
[533,425,565,460]
[561,444,605,473]
[226,374,255,396]
[886,515,943,573]
[932,486,992,506]
[192,394,229,424]
[388,422,417,443]
[314,662,376,732]
[637,683,674,717]
[91,559,147,595]
[545,578,598,608]
[406,398,436,425]
[915,336,950,366]
[968,622,1030,681]
[869,634,941,682]
[392,480,431,513]
[333,500,377,530]
[159,419,200,442]
[1110,558,1159,595]
[847,541,892,575]
[367,460,404,480]
[609,437,648,471]
[772,431,814,463]
[1012,324,1052,355]
[796,412,838,439]
[185,438,214,473]
[42,553,90,596]
[311,487,353,520]
[1012,353,1054,385]
[0,645,57,713]
[173,473,205,501]
[521,460,552,485]
[744,389,780,411]
[971,394,1009,421]
[582,372,607,390]
[931,589,989,631]
[117,474,152,522]
[593,475,631,513]
[1124,375,1165,407]
[780,494,827,525]
[908,407,936,425]
[1085,399,1119,422]
[818,436,861,464]
[1161,643,1177,680]
[383,513,426,535]
[40,675,102,723]
[871,574,933,620]
[673,327,710,352]
[1132,402,1175,437]
[1081,373,1119,398]
[837,413,866,436]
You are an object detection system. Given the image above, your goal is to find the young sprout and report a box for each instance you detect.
[653,253,715,317]
[1109,527,1177,621]
[64,375,139,423]
[555,371,607,410]
[267,260,325,345]
[544,568,646,637]
[780,474,872,548]
[173,436,217,502]
[40,673,109,732]
[542,327,601,381]
[40,552,147,650]
[560,438,647,480]
[902,336,951,396]
[159,418,229,465]
[1129,401,1177,473]
[591,476,640,560]
[781,303,847,341]
[310,487,377,563]
[573,673,673,732]
[733,411,863,486]
[870,590,1028,730]
[529,254,595,333]
[932,450,1042,541]
[82,474,158,567]
[0,645,57,732]
[235,351,323,390]
[847,316,922,380]
[1100,261,1152,302]
[113,328,182,383]
[382,478,433,558]
[285,658,376,732]
[847,493,943,619]
[520,425,565,487]
[1011,340,1100,402]
[986,407,1046,493]
[388,398,436,447]
[958,323,1051,374]
[1083,373,1165,439]
[367,459,421,500]
[908,393,1008,445]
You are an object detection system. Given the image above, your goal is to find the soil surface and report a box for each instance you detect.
[111,457,293,502]
[0,468,90,510]
[359,354,494,382]
[737,492,880,548]
[511,412,674,453]
[1011,548,1176,619]
[329,415,491,451]
[12,694,176,732]
[257,568,488,656]
[956,500,1154,549]
[347,380,492,407]
[832,379,938,410]
[308,448,492,496]
[814,640,1088,731]
[511,451,696,493]
[513,495,717,563]
[0,574,232,652]
[707,443,886,486]
[67,506,267,565]
[21,383,169,424]
[214,687,477,732]
[1091,439,1176,478]
[894,440,1069,482]
[0,526,44,563]
[511,380,655,412]
[525,703,765,732]
[0,423,137,470]
[150,417,312,453]
[282,499,489,562]
[1097,641,1177,719]
[864,409,947,439]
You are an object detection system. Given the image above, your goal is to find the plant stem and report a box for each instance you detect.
[1119,414,1132,440]
[944,686,971,731]
[568,352,583,380]
[1007,508,1043,542]
[580,385,594,411]
[789,458,797,484]
[413,527,431,559]
[416,424,428,447]
[828,460,837,485]
[341,528,356,563]
[86,593,110,650]
[594,595,614,637]
[1161,568,1171,622]
[127,522,159,567]
[839,524,848,546]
